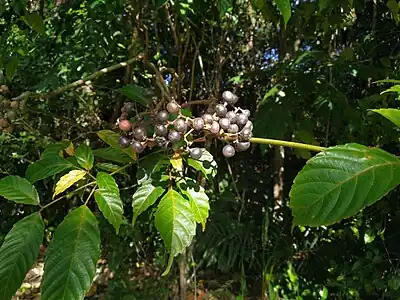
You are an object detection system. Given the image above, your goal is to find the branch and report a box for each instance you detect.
[249,137,326,152]
[12,54,144,101]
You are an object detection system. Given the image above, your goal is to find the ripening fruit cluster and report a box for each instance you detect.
[0,85,18,133]
[118,90,252,159]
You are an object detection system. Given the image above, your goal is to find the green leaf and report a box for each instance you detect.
[41,141,71,159]
[155,190,196,276]
[75,144,94,170]
[25,156,75,183]
[319,0,329,11]
[119,84,153,107]
[132,183,165,225]
[387,0,399,24]
[93,147,132,163]
[380,85,400,95]
[137,152,170,185]
[0,175,40,205]
[177,178,210,231]
[370,108,400,127]
[275,0,291,26]
[219,0,231,17]
[0,213,44,300]
[6,56,19,80]
[97,130,136,160]
[374,79,400,84]
[53,170,87,198]
[23,11,46,34]
[41,206,100,300]
[185,149,217,178]
[94,172,123,233]
[96,163,128,176]
[289,143,400,226]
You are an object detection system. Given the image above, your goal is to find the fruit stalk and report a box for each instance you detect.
[249,137,326,152]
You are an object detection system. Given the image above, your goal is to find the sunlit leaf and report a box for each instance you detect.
[53,170,87,198]
[170,152,183,171]
[95,172,123,233]
[155,190,196,276]
[0,213,44,300]
[132,183,165,225]
[290,143,400,226]
[25,156,75,183]
[0,175,40,205]
[185,149,217,178]
[41,206,100,300]
[370,108,400,127]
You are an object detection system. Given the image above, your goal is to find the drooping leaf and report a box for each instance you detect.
[93,147,132,163]
[380,85,400,95]
[275,0,291,26]
[41,206,100,300]
[0,213,44,300]
[0,175,40,205]
[23,11,46,34]
[97,130,136,160]
[289,143,400,226]
[185,149,217,178]
[5,56,19,80]
[137,152,170,185]
[370,108,400,127]
[119,84,153,107]
[53,170,87,198]
[132,183,165,225]
[25,156,75,183]
[94,172,123,233]
[177,178,210,231]
[75,144,94,170]
[155,190,196,276]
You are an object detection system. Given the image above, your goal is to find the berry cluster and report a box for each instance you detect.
[0,85,18,133]
[118,91,253,159]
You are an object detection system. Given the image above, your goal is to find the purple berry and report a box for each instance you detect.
[189,148,202,159]
[222,144,235,158]
[228,124,239,134]
[237,114,248,127]
[202,114,213,124]
[222,91,238,104]
[210,121,220,134]
[219,118,230,130]
[235,142,250,152]
[133,126,147,141]
[193,118,204,131]
[157,110,169,122]
[167,101,180,114]
[215,104,227,117]
[155,124,167,136]
[119,136,130,148]
[168,130,181,143]
[174,118,187,132]
[132,141,145,153]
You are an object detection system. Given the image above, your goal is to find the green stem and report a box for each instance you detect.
[249,137,326,152]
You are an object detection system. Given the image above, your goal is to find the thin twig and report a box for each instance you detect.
[84,185,97,206]
[12,54,144,101]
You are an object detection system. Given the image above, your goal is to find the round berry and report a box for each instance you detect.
[242,109,251,117]
[206,106,215,114]
[174,118,187,132]
[133,126,147,141]
[237,113,248,127]
[215,104,227,117]
[119,135,130,148]
[227,124,239,134]
[157,110,169,122]
[155,136,167,147]
[222,91,238,104]
[10,101,18,110]
[132,141,145,153]
[0,118,9,128]
[189,148,202,159]
[219,118,230,130]
[235,142,250,152]
[226,111,237,123]
[155,124,167,136]
[119,119,132,132]
[243,120,253,131]
[202,114,213,124]
[167,101,180,114]
[210,121,220,134]
[239,128,252,141]
[168,130,181,143]
[222,144,235,158]
[119,112,128,120]
[6,110,16,121]
[192,118,204,131]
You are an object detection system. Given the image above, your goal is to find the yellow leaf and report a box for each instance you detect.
[53,170,87,199]
[65,141,75,156]
[170,153,183,171]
